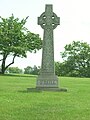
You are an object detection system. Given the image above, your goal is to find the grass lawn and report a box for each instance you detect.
[0,74,90,120]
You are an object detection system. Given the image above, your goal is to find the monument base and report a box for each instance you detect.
[36,74,59,88]
[27,87,67,92]
[28,73,67,92]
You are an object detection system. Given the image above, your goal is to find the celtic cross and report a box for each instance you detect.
[38,4,60,30]
[36,4,60,88]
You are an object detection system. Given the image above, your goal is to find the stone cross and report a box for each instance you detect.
[36,4,60,88]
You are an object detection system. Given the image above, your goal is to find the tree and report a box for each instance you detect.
[24,65,40,75]
[8,67,23,74]
[24,66,32,74]
[0,14,42,74]
[55,62,70,76]
[60,41,90,77]
[31,65,40,75]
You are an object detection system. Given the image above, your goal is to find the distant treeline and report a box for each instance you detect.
[0,41,90,77]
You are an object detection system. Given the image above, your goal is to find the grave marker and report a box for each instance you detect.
[27,4,67,91]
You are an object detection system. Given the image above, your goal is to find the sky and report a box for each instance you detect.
[0,0,90,69]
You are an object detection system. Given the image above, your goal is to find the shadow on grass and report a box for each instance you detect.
[18,87,68,93]
[18,89,42,93]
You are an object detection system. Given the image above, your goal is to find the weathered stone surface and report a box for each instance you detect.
[36,4,60,88]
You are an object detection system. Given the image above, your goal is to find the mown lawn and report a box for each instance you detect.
[0,74,90,120]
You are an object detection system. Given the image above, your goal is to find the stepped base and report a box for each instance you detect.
[27,87,67,92]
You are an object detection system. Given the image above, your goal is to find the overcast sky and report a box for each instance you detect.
[0,0,90,69]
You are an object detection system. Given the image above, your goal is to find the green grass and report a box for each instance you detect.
[0,74,90,120]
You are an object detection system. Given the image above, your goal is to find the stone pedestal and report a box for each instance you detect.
[36,73,58,88]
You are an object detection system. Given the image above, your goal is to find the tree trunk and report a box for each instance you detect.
[0,54,7,74]
[0,53,16,74]
[1,58,6,74]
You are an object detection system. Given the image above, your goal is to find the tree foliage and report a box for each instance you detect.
[60,41,90,77]
[55,62,70,76]
[8,67,23,74]
[0,14,42,74]
[24,65,40,75]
